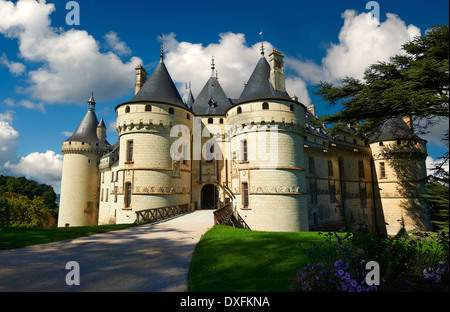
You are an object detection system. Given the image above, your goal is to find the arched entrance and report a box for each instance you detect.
[200,184,219,210]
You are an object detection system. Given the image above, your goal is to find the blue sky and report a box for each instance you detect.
[0,0,448,192]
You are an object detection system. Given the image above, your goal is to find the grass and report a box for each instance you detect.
[0,223,134,250]
[188,225,328,292]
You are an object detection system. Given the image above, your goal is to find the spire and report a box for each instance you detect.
[259,31,265,57]
[88,92,95,111]
[211,56,215,77]
[159,34,164,63]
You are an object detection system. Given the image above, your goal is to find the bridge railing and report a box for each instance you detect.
[135,204,190,225]
[213,202,232,225]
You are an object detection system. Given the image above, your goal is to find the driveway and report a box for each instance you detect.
[0,210,214,292]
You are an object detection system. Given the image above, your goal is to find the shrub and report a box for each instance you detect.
[290,228,449,292]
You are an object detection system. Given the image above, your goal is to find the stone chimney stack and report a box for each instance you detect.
[269,49,286,92]
[307,104,316,117]
[403,115,413,129]
[135,65,148,95]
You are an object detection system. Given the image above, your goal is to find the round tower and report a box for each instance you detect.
[225,48,308,232]
[113,51,193,224]
[58,95,109,227]
[369,117,431,236]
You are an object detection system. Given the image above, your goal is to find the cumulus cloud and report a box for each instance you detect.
[4,150,63,189]
[104,31,132,56]
[0,120,19,167]
[0,0,142,105]
[285,10,421,84]
[0,52,26,75]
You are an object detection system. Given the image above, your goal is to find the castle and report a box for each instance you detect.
[57,41,431,236]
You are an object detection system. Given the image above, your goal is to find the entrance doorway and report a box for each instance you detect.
[201,184,219,210]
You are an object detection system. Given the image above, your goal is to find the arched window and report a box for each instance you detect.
[237,107,242,114]
[168,107,174,115]
[379,141,384,146]
[187,114,190,120]
[219,118,224,124]
[208,118,213,124]
[290,104,294,112]
[125,106,130,113]
[145,105,151,112]
[262,102,269,110]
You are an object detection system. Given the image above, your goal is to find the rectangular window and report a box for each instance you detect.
[125,182,132,208]
[114,186,118,203]
[105,188,109,202]
[359,183,367,208]
[242,140,248,162]
[127,140,133,162]
[328,160,333,177]
[100,188,104,202]
[310,179,318,204]
[309,156,315,175]
[329,180,336,202]
[380,162,386,178]
[242,182,249,208]
[358,160,365,179]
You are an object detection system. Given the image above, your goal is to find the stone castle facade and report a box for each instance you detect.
[57,43,431,236]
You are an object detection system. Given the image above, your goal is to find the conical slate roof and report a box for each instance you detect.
[65,110,100,143]
[123,61,187,109]
[192,76,232,115]
[235,56,291,105]
[368,118,423,143]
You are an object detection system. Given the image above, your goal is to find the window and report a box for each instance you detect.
[208,118,213,124]
[127,140,133,162]
[380,162,386,178]
[262,102,269,110]
[327,160,333,177]
[242,182,249,208]
[358,160,365,179]
[379,141,384,146]
[309,156,315,175]
[329,180,336,202]
[105,188,109,202]
[237,107,242,114]
[359,183,367,208]
[187,114,190,120]
[310,179,318,204]
[114,186,118,203]
[145,105,152,112]
[101,188,104,201]
[125,182,132,208]
[242,140,248,162]
[125,106,130,113]
[168,107,174,114]
[397,140,402,145]
[290,104,294,112]
[219,118,224,124]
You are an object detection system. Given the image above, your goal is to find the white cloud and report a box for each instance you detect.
[3,150,63,189]
[60,131,73,137]
[286,10,421,84]
[4,97,45,112]
[104,31,132,56]
[0,52,26,75]
[426,156,449,176]
[0,120,19,168]
[0,0,142,105]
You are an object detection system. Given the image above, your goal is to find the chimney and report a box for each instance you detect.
[269,49,286,92]
[135,65,148,95]
[307,104,316,117]
[403,115,413,129]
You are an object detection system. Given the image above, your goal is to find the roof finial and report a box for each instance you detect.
[259,31,265,57]
[88,92,96,111]
[211,56,215,77]
[159,34,164,63]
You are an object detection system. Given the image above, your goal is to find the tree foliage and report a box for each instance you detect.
[0,175,57,227]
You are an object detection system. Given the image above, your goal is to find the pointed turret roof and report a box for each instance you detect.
[368,118,423,143]
[193,76,232,115]
[118,61,188,109]
[182,83,195,109]
[235,56,291,105]
[65,110,100,143]
[97,118,106,128]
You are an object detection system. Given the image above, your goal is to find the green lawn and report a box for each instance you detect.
[188,225,327,292]
[0,223,134,250]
